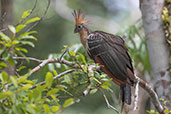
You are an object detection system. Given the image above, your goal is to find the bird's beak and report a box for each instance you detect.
[74,27,78,33]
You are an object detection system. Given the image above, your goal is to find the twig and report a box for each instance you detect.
[83,83,92,96]
[59,47,68,61]
[25,0,51,32]
[0,0,38,32]
[31,69,75,89]
[133,75,140,111]
[13,56,43,63]
[103,94,121,114]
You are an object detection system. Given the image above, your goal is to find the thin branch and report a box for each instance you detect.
[133,76,140,111]
[83,83,92,96]
[103,94,121,114]
[13,56,43,63]
[0,0,38,32]
[25,0,51,32]
[31,69,75,89]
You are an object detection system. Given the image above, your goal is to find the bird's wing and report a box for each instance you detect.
[87,31,134,82]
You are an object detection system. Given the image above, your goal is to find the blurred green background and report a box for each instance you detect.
[13,0,145,114]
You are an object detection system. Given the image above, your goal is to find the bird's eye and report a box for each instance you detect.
[77,24,82,29]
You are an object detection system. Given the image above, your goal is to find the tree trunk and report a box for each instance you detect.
[0,0,14,75]
[139,0,170,107]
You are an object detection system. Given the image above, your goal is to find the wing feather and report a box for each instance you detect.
[87,31,134,82]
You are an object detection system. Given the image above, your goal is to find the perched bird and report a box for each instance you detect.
[72,10,135,105]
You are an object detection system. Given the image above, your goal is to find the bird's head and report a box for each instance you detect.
[72,10,87,33]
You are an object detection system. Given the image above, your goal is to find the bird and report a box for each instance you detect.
[72,10,135,106]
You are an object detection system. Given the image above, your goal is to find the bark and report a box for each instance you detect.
[0,0,14,75]
[140,0,170,107]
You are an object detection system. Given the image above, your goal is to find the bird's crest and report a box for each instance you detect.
[72,10,87,26]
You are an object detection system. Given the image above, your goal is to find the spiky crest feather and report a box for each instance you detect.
[72,10,87,26]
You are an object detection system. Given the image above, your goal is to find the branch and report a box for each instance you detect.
[31,69,75,89]
[133,76,140,111]
[14,56,166,113]
[135,75,167,114]
[83,83,92,96]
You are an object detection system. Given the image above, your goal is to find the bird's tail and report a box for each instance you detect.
[120,83,131,105]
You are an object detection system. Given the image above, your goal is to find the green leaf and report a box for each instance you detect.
[45,72,53,88]
[17,66,26,72]
[43,104,50,112]
[50,94,58,104]
[0,62,8,68]
[8,25,16,34]
[19,31,37,36]
[21,10,31,19]
[63,98,75,108]
[79,53,86,64]
[18,35,37,40]
[0,91,13,99]
[11,40,19,45]
[101,85,109,89]
[16,24,26,33]
[20,41,35,47]
[52,106,60,112]
[21,84,32,90]
[15,47,28,53]
[90,88,97,94]
[33,88,41,100]
[10,76,18,87]
[69,51,76,56]
[0,32,11,42]
[0,71,8,83]
[47,88,59,96]
[25,17,40,24]
[18,75,28,84]
[64,75,71,84]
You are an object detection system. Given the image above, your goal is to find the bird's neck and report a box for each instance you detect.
[78,27,91,48]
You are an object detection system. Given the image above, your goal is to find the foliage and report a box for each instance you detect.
[146,98,171,114]
[162,0,171,71]
[0,10,112,114]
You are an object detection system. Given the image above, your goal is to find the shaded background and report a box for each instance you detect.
[13,0,145,114]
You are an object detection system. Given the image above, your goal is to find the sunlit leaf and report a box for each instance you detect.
[10,76,18,88]
[0,91,13,99]
[18,75,28,84]
[20,41,35,47]
[69,51,76,56]
[8,25,16,34]
[79,53,86,64]
[21,10,31,19]
[0,32,11,42]
[25,17,40,24]
[0,71,8,83]
[15,47,28,53]
[18,35,37,40]
[47,88,59,96]
[43,104,50,112]
[21,84,32,90]
[16,24,26,33]
[52,106,60,112]
[45,72,53,88]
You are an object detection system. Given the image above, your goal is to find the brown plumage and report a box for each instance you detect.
[73,10,135,105]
